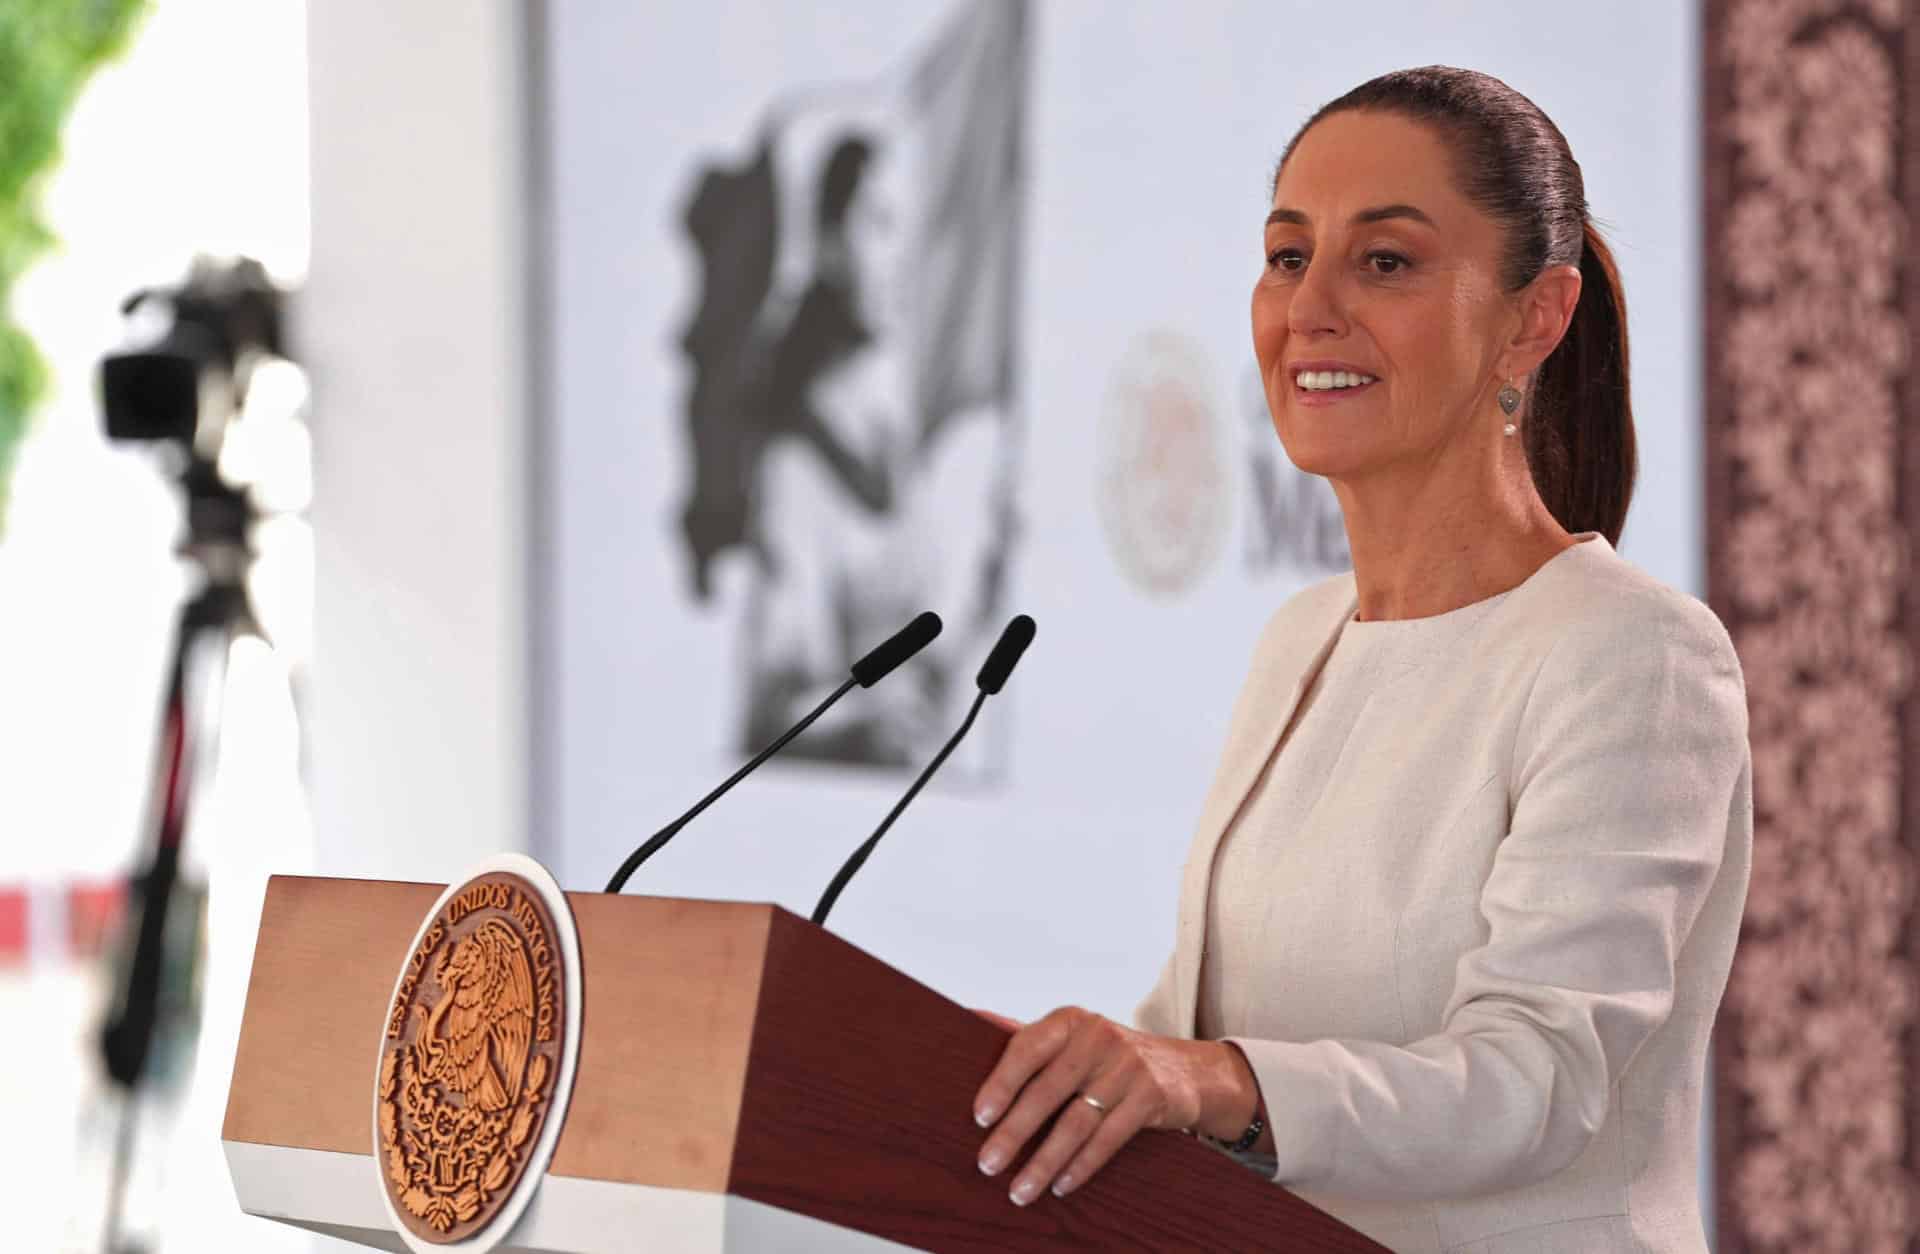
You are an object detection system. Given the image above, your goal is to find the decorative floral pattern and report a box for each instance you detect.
[379,1033,551,1235]
[1707,2,1919,1249]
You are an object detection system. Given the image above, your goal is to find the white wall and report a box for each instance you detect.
[538,0,1703,1012]
[304,0,532,881]
[292,0,1715,1245]
[535,0,1713,1239]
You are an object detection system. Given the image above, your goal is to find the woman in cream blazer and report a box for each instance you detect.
[1130,533,1749,1252]
[970,67,1750,1254]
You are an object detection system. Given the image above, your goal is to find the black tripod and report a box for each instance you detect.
[96,457,258,1254]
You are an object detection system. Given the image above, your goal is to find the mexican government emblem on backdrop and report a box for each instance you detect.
[371,855,583,1253]
[1096,329,1234,599]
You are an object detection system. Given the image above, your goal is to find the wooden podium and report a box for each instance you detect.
[222,875,1386,1252]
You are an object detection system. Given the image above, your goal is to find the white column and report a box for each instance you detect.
[304,0,532,878]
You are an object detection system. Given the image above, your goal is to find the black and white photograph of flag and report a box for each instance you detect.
[673,0,1027,771]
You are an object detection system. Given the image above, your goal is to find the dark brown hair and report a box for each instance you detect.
[1279,66,1636,545]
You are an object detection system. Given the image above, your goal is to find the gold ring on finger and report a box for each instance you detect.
[1079,1093,1111,1114]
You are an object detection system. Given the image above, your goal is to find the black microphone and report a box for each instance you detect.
[604,611,943,893]
[852,610,942,686]
[811,614,1037,926]
[975,612,1035,694]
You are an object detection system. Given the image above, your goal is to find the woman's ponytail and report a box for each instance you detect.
[1526,222,1636,546]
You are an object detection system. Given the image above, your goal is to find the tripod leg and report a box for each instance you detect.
[99,1094,139,1254]
[95,585,236,1249]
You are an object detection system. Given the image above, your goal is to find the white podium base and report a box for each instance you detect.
[223,1141,918,1253]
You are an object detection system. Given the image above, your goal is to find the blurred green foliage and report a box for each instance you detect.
[0,0,147,535]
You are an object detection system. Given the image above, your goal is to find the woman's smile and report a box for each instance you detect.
[1292,375,1381,407]
[1287,361,1383,408]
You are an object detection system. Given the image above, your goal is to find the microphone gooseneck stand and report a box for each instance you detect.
[811,690,987,926]
[604,611,944,893]
[812,614,1035,927]
[603,675,859,893]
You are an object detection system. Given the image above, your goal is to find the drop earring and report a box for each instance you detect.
[1497,377,1521,436]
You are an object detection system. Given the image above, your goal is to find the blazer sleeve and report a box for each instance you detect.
[1222,595,1750,1201]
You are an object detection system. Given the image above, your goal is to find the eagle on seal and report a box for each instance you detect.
[419,918,535,1113]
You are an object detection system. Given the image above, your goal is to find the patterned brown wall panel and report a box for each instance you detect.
[1705,1,1920,1251]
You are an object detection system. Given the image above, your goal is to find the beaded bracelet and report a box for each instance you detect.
[1204,1108,1266,1154]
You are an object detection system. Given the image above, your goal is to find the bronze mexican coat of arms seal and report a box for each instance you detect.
[374,868,572,1246]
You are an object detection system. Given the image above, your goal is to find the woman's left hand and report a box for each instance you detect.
[970,1006,1260,1205]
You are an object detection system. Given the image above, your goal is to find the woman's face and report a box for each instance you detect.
[1251,110,1522,485]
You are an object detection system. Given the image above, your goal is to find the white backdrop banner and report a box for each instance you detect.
[536,0,1700,1021]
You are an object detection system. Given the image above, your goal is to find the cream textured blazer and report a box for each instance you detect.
[1134,533,1752,1254]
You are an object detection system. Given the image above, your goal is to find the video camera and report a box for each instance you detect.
[101,255,283,451]
[98,255,297,562]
